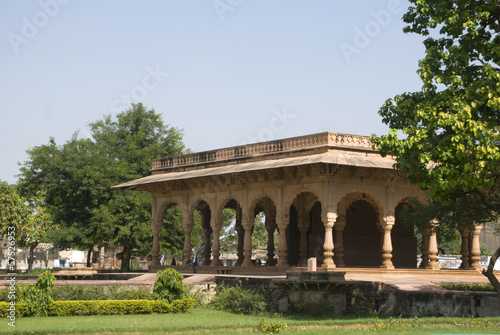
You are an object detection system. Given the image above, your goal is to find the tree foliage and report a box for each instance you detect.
[19,103,185,270]
[0,181,53,270]
[372,0,500,204]
[371,0,500,298]
[153,268,187,303]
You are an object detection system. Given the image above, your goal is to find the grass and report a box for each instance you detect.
[3,308,500,335]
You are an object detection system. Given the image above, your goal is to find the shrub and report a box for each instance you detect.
[186,285,213,307]
[0,282,27,302]
[51,283,153,301]
[22,270,55,316]
[0,301,29,317]
[0,298,195,317]
[153,268,187,303]
[210,283,267,315]
[51,284,107,301]
[23,268,50,276]
[368,316,425,330]
[454,317,500,328]
[438,282,494,292]
[258,314,288,334]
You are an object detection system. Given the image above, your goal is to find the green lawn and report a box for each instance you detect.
[3,308,500,335]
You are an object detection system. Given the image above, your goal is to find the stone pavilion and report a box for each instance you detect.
[113,132,483,272]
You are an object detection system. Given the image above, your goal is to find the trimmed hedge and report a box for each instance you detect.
[0,298,195,317]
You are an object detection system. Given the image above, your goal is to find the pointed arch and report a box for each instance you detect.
[337,191,384,267]
[392,199,418,268]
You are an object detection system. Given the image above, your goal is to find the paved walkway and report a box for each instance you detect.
[2,268,498,293]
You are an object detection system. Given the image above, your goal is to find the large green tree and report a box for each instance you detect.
[19,103,185,270]
[0,181,53,270]
[371,0,500,296]
[88,103,185,270]
[20,136,109,266]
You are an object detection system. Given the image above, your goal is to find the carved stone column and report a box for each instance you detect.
[459,227,470,269]
[242,220,253,266]
[182,225,193,265]
[470,225,483,270]
[211,216,223,266]
[265,219,277,266]
[276,221,288,267]
[235,223,244,266]
[380,216,395,269]
[202,225,212,266]
[426,226,439,270]
[151,199,162,267]
[420,229,429,268]
[322,212,336,270]
[298,225,309,267]
[334,215,346,267]
[297,207,310,267]
[152,226,161,266]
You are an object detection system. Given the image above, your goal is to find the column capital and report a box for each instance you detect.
[383,215,395,226]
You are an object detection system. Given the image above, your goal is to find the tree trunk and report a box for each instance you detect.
[482,245,500,307]
[86,245,93,267]
[28,242,38,271]
[121,245,132,272]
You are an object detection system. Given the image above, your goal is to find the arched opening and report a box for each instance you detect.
[309,201,324,266]
[252,197,277,266]
[160,204,184,266]
[392,203,417,268]
[219,199,241,266]
[287,192,321,267]
[191,201,211,266]
[343,200,380,267]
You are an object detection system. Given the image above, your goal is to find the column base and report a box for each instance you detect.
[321,263,336,271]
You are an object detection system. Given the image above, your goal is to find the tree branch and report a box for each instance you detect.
[482,245,500,299]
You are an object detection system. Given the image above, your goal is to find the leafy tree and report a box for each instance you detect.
[220,208,237,253]
[19,136,106,266]
[160,206,184,261]
[19,103,185,270]
[371,0,500,297]
[252,213,268,249]
[0,181,53,270]
[89,103,185,270]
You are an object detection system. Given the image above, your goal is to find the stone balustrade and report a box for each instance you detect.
[152,132,374,170]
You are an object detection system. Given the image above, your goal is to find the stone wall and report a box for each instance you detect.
[216,275,500,317]
[380,289,500,317]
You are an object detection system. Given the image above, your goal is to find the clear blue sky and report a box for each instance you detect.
[0,0,426,184]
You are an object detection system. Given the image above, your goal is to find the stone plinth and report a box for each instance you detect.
[272,271,357,315]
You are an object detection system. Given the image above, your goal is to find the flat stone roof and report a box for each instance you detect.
[113,132,396,191]
[113,152,395,190]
